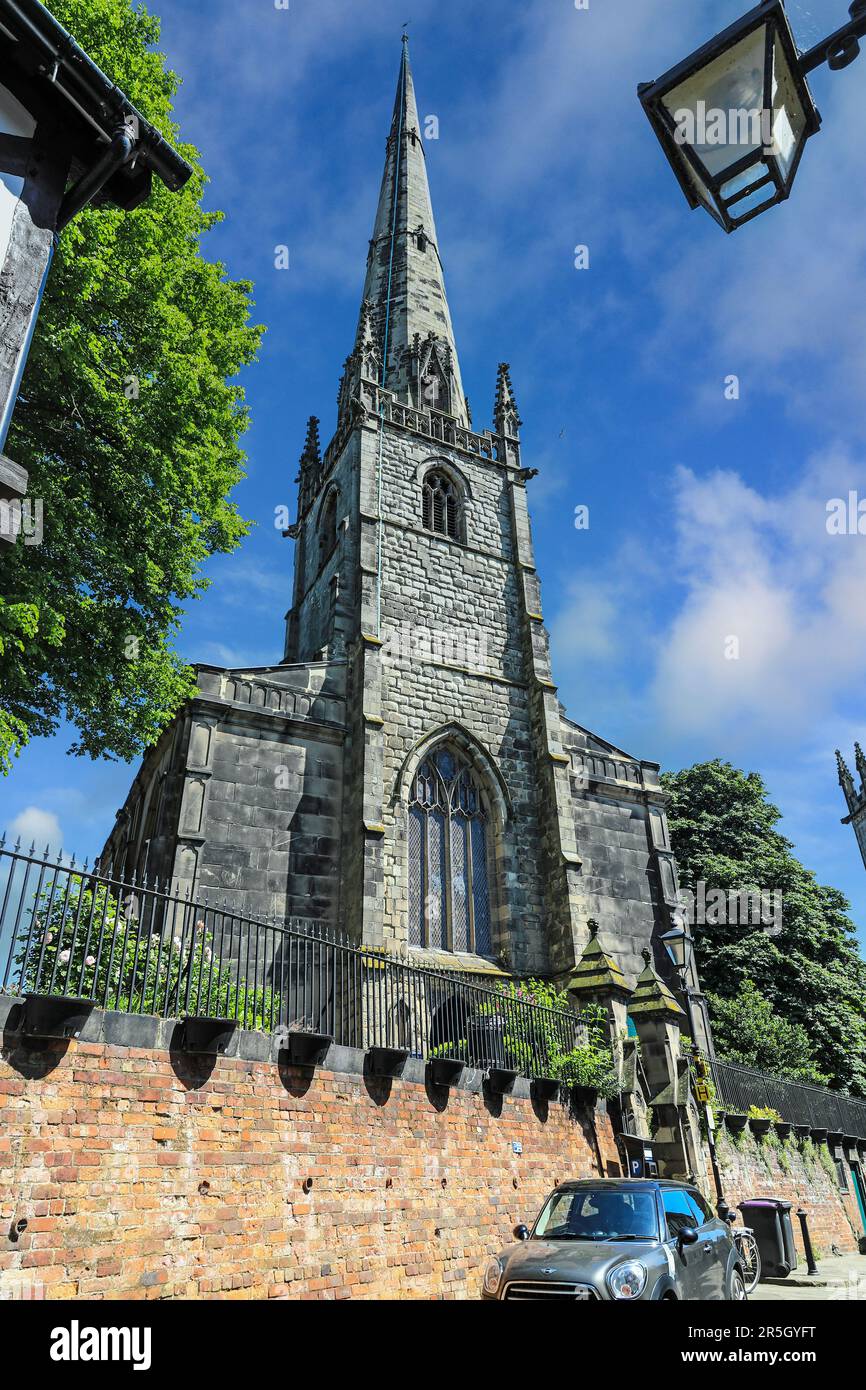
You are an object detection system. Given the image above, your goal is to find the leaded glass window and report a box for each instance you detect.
[408,748,492,955]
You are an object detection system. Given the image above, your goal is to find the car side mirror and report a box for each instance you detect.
[676,1226,699,1250]
[513,1224,530,1241]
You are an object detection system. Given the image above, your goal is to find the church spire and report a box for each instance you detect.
[357,39,468,425]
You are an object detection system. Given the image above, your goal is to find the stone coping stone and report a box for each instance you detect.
[0,993,609,1110]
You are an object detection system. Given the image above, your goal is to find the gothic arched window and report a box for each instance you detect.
[422,470,461,541]
[319,489,339,566]
[408,747,492,955]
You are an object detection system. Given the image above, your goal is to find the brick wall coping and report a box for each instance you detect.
[0,993,605,1111]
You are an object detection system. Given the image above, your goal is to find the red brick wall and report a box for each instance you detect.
[0,1039,617,1301]
[715,1129,864,1259]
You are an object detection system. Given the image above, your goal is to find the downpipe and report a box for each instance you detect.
[56,122,138,231]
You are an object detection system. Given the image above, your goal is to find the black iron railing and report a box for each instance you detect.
[712,1058,866,1140]
[0,837,582,1075]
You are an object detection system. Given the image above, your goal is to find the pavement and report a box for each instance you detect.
[750,1252,866,1301]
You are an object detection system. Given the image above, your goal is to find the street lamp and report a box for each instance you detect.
[660,922,694,977]
[639,0,866,232]
[661,923,728,1217]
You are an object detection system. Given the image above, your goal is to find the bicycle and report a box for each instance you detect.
[730,1224,761,1293]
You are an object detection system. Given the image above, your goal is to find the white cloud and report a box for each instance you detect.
[652,451,866,740]
[197,641,268,668]
[547,446,866,753]
[9,807,63,855]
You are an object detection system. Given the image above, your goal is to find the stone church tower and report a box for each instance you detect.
[102,42,691,1007]
[837,746,866,872]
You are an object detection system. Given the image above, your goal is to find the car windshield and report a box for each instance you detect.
[533,1189,658,1242]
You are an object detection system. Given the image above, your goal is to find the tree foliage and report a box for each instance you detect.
[0,0,262,768]
[706,979,828,1086]
[662,759,866,1095]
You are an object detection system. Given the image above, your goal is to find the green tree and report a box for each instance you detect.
[705,979,828,1085]
[0,0,262,769]
[662,759,866,1095]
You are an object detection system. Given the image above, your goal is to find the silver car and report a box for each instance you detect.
[481,1178,748,1301]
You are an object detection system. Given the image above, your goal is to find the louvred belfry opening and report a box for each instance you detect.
[422,470,460,540]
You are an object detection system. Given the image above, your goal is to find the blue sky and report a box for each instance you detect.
[5,0,866,944]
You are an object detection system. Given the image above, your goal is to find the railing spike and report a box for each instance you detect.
[28,840,35,856]
[0,831,5,850]
[13,835,21,853]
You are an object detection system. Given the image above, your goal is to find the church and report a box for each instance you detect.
[101,42,694,1012]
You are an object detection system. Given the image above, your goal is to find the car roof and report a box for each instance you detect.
[552,1178,695,1192]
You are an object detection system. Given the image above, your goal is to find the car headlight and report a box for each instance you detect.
[483,1257,504,1296]
[607,1260,648,1301]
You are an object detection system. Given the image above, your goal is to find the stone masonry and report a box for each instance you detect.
[102,40,702,1028]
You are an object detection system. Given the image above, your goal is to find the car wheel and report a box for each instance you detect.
[729,1270,747,1301]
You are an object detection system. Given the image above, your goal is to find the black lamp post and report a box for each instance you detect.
[660,922,699,1050]
[661,923,729,1217]
[639,0,866,232]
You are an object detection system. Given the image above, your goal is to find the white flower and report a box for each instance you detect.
[204,947,212,963]
[85,955,96,968]
[59,949,71,964]
[173,936,182,951]
[44,932,54,945]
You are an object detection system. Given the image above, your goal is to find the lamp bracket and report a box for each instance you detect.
[799,2,866,73]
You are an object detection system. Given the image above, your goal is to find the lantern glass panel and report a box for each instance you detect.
[679,152,724,225]
[770,30,808,182]
[719,161,768,201]
[724,174,777,219]
[661,24,769,179]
